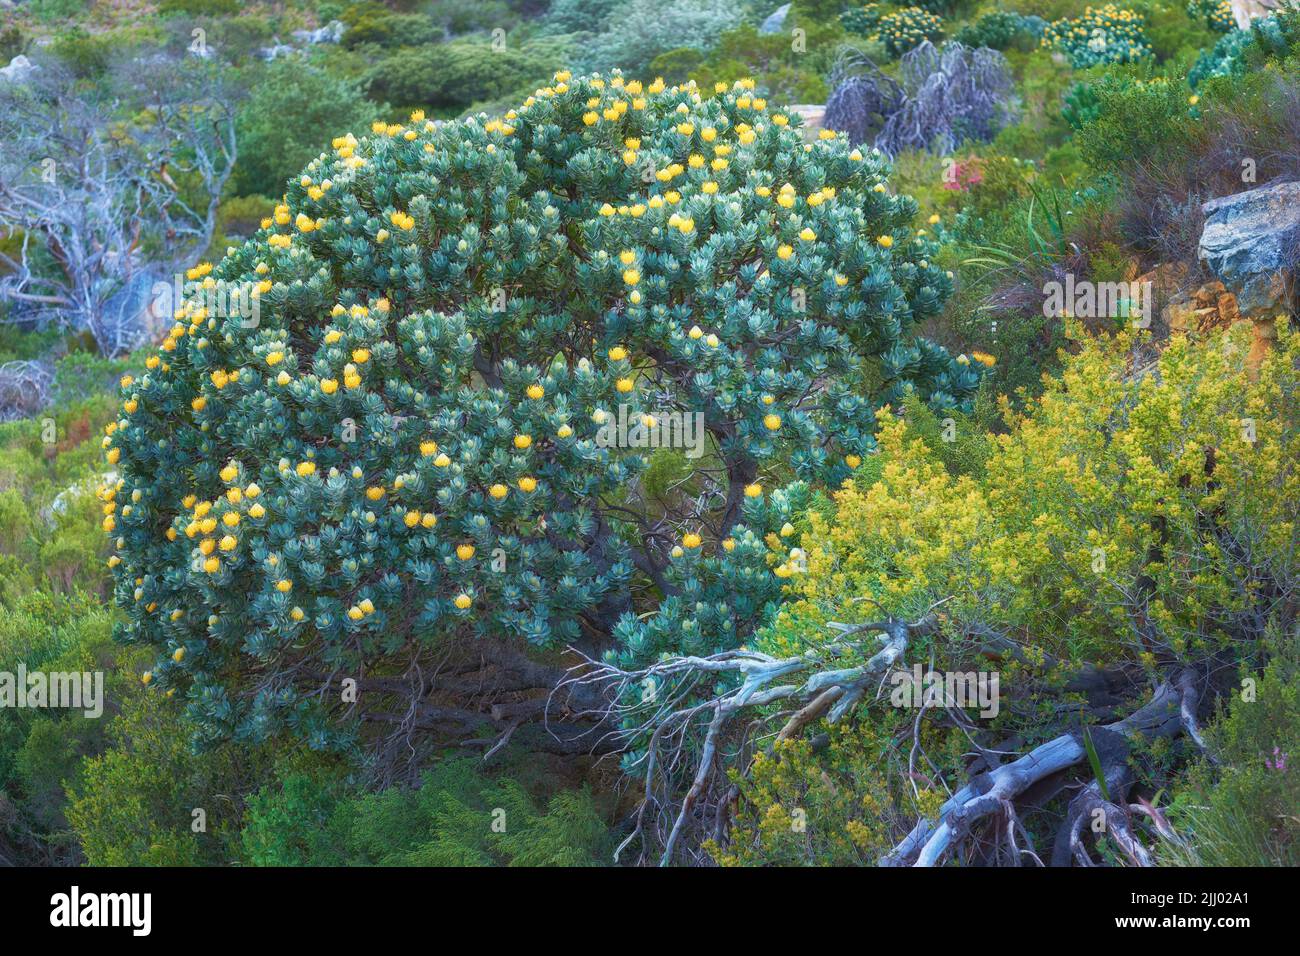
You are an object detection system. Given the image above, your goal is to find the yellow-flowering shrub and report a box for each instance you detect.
[103,69,980,748]
[721,320,1300,862]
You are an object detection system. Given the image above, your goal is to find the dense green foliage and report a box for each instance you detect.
[1,0,1296,870]
[104,69,978,752]
[242,757,612,865]
[234,60,383,199]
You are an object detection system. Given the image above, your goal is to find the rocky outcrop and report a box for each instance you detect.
[760,3,791,35]
[261,20,344,60]
[1199,180,1300,319]
[1195,180,1299,373]
[788,103,826,140]
[292,21,345,45]
[1228,0,1299,30]
[0,54,34,84]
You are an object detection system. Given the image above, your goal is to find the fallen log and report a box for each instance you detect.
[882,671,1191,867]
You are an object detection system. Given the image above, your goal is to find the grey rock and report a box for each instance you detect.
[1199,180,1300,319]
[0,54,35,84]
[759,3,791,35]
[259,42,300,61]
[291,20,345,45]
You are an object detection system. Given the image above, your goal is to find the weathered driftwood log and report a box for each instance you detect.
[882,672,1193,866]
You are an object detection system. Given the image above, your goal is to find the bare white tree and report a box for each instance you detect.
[0,52,241,355]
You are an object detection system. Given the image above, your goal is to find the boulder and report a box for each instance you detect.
[259,42,299,61]
[0,54,35,84]
[1199,180,1300,321]
[1165,281,1237,336]
[292,21,345,45]
[1228,0,1299,30]
[759,3,791,35]
[788,103,826,140]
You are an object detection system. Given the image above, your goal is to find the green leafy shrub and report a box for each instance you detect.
[574,0,738,77]
[425,0,519,36]
[234,60,382,199]
[1186,0,1235,33]
[1164,636,1300,866]
[1061,80,1103,129]
[0,25,25,62]
[157,0,241,15]
[875,7,946,58]
[1071,73,1197,175]
[648,46,708,85]
[1042,4,1153,67]
[342,7,443,49]
[243,757,613,866]
[713,324,1300,863]
[954,11,1047,51]
[1188,9,1300,86]
[365,39,566,112]
[543,0,624,34]
[204,195,279,262]
[840,3,886,36]
[103,71,979,751]
[27,0,88,24]
[675,22,842,104]
[66,690,284,865]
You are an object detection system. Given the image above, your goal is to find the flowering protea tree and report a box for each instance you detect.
[103,70,979,760]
